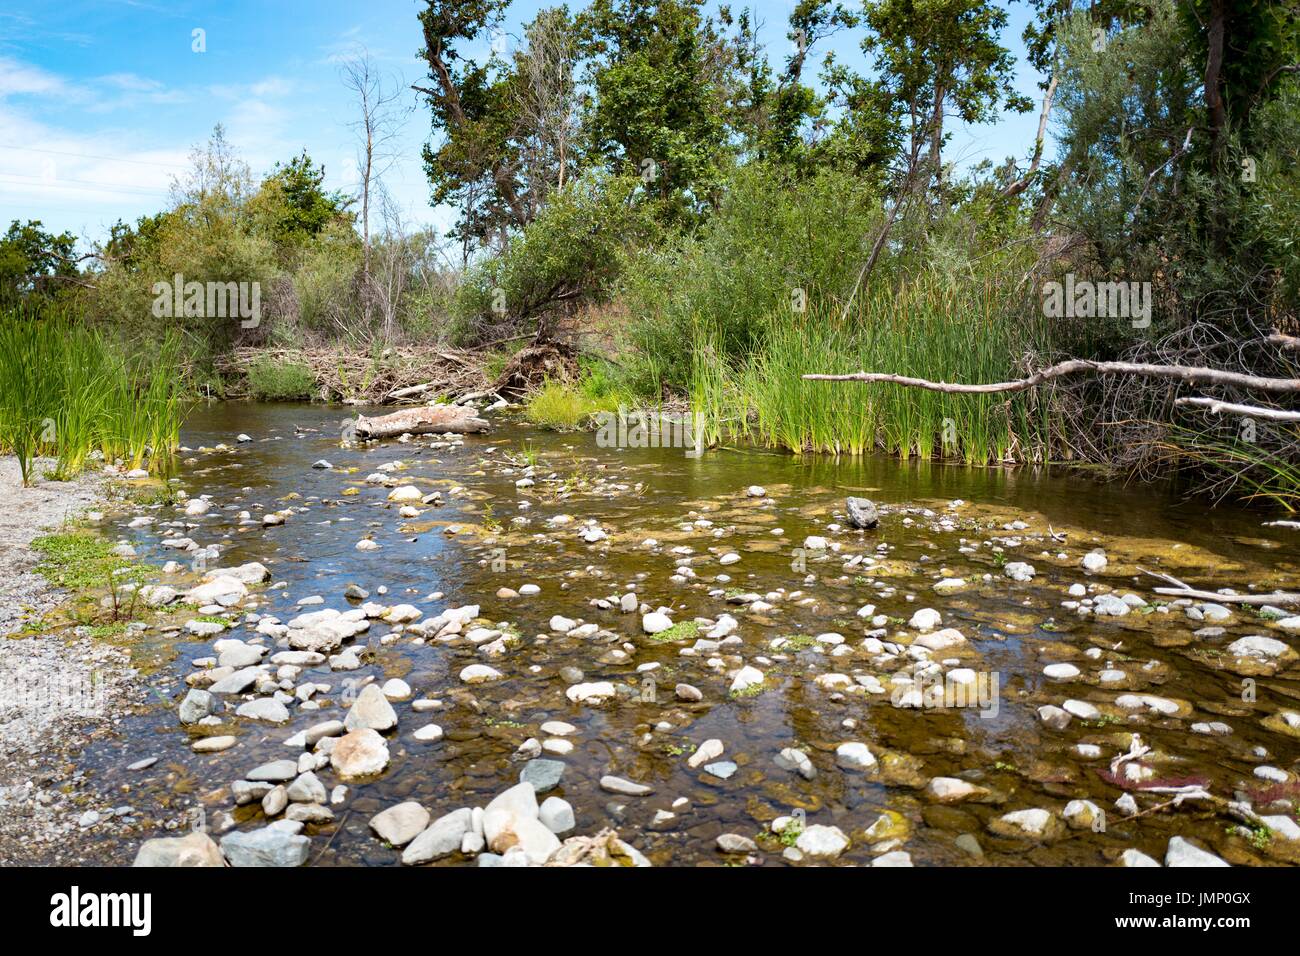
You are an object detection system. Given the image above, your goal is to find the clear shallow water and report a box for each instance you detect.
[78,401,1300,865]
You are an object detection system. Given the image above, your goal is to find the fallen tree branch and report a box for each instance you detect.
[1268,330,1300,352]
[802,360,1300,395]
[1151,587,1300,606]
[1174,396,1300,422]
[1138,566,1193,591]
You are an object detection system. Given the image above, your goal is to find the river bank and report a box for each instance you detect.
[0,458,149,865]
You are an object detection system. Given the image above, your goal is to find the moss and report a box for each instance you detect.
[729,680,767,699]
[778,822,804,847]
[85,621,130,640]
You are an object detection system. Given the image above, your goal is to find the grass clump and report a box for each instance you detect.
[775,633,817,651]
[647,620,701,643]
[246,356,317,400]
[524,364,627,431]
[0,307,186,484]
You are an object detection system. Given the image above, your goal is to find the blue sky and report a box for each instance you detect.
[0,0,1046,249]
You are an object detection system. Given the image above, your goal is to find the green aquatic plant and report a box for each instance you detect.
[31,532,147,591]
[776,633,817,651]
[681,274,1053,464]
[647,620,701,643]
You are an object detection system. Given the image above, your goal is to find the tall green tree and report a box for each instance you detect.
[0,220,83,303]
[575,0,738,223]
[416,0,526,254]
[252,150,353,248]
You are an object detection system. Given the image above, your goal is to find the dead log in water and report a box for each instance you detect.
[354,404,490,438]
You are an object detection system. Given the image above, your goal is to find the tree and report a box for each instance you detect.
[576,0,739,223]
[252,150,353,248]
[859,0,1032,197]
[828,0,1031,303]
[0,219,83,303]
[514,7,582,203]
[341,52,408,306]
[416,0,529,256]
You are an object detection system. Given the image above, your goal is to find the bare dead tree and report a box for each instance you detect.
[514,9,580,209]
[1000,71,1058,199]
[341,51,409,335]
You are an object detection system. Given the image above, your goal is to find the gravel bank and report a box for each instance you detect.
[0,458,143,865]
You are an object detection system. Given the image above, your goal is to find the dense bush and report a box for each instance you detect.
[618,163,882,392]
[245,357,318,401]
[450,171,656,345]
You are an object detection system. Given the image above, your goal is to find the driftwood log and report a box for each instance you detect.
[354,404,489,438]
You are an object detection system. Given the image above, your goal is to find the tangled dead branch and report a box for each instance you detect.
[219,345,489,405]
[805,319,1300,502]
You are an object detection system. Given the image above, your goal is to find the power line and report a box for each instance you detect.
[0,143,189,170]
[0,174,169,197]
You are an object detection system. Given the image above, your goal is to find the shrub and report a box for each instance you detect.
[246,357,317,400]
[620,162,881,391]
[451,171,657,345]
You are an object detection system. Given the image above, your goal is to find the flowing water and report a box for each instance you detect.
[76,401,1300,865]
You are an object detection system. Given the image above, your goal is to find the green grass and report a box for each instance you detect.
[647,620,701,643]
[31,531,150,590]
[0,307,186,484]
[1165,423,1300,511]
[775,633,817,651]
[246,356,317,400]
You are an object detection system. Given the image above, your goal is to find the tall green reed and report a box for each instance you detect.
[0,307,186,484]
[687,272,1053,464]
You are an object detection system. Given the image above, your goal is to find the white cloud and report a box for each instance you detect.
[0,56,70,97]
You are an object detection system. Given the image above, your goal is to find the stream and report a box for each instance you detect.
[76,400,1300,866]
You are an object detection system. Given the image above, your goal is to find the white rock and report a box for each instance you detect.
[641,611,674,634]
[908,608,942,631]
[1165,836,1229,867]
[796,825,849,859]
